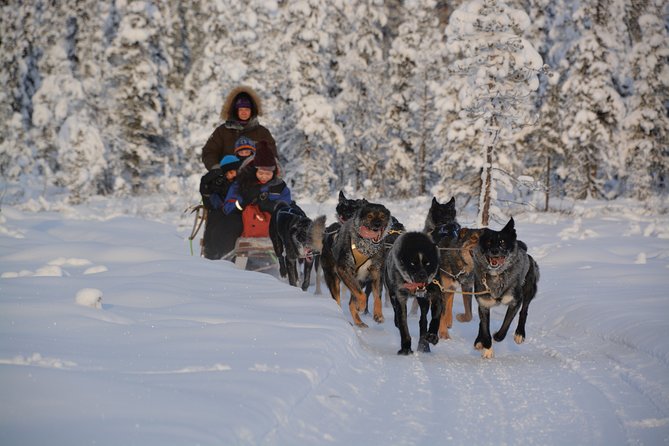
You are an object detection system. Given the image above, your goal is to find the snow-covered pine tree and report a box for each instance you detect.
[520,0,573,210]
[445,0,544,226]
[333,0,388,197]
[621,1,669,199]
[104,0,173,195]
[0,2,41,192]
[558,0,625,200]
[275,0,344,200]
[402,0,446,196]
[20,2,107,203]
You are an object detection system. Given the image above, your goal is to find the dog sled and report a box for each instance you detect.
[224,236,278,273]
[185,202,279,275]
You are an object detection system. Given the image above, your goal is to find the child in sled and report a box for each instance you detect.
[200,154,243,259]
[224,141,291,238]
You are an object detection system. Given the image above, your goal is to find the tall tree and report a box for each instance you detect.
[445,0,544,225]
[330,0,387,196]
[621,1,669,199]
[275,0,344,200]
[558,0,625,199]
[104,0,173,194]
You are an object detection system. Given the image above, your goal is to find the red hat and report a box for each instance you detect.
[252,141,276,171]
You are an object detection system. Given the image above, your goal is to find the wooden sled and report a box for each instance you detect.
[230,237,278,273]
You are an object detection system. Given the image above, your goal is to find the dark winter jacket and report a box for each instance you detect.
[223,165,291,215]
[201,86,277,170]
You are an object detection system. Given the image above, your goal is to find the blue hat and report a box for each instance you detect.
[234,136,256,154]
[220,154,242,172]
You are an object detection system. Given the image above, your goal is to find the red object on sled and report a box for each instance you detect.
[241,204,271,238]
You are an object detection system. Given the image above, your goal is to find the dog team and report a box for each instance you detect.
[269,192,540,359]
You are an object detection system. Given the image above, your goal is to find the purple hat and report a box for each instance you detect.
[235,96,253,109]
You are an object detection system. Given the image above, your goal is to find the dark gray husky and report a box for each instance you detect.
[422,196,457,240]
[322,200,390,327]
[384,231,442,355]
[269,202,326,291]
[472,218,540,359]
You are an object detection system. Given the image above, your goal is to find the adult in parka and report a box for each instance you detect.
[201,85,277,171]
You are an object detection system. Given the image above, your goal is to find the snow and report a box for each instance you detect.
[1,196,668,445]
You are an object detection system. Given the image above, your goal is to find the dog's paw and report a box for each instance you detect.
[474,341,483,350]
[397,348,413,355]
[481,348,494,359]
[425,333,439,345]
[514,333,525,344]
[355,321,368,328]
[493,331,507,342]
[438,329,450,340]
[373,313,385,324]
[456,313,472,323]
[418,340,431,353]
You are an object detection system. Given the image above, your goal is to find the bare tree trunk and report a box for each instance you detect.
[544,155,551,212]
[479,144,493,227]
[478,126,498,227]
[419,76,429,195]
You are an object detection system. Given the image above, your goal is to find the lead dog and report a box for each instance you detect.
[472,218,539,358]
[384,231,442,355]
[322,200,390,327]
[269,202,326,291]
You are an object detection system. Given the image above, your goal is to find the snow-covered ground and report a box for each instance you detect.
[1,196,668,445]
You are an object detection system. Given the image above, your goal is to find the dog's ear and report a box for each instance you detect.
[447,196,455,206]
[432,196,438,206]
[501,218,516,240]
[503,217,515,231]
[338,190,346,202]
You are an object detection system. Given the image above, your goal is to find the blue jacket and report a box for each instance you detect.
[223,177,291,215]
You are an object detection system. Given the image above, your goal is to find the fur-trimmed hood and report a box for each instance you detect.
[220,86,264,121]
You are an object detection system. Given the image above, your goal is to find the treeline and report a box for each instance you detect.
[0,0,666,207]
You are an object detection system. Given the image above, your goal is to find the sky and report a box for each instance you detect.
[1,195,668,446]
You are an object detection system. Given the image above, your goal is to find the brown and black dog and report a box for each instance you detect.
[432,226,484,339]
[321,200,391,327]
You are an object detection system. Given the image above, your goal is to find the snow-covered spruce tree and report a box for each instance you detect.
[445,0,544,226]
[520,0,575,210]
[383,1,419,199]
[275,0,344,200]
[21,2,108,203]
[621,2,669,199]
[558,1,625,200]
[402,0,446,196]
[104,0,173,196]
[333,0,388,197]
[0,2,41,193]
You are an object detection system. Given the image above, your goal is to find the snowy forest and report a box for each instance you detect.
[0,0,667,211]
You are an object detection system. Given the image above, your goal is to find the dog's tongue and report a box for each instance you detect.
[489,256,506,267]
[359,226,383,242]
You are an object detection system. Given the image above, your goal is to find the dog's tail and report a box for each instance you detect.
[309,215,327,253]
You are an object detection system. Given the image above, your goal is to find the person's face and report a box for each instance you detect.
[225,170,237,181]
[256,168,274,184]
[235,149,253,159]
[237,107,252,121]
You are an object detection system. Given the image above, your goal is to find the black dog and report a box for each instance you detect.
[423,196,457,240]
[411,196,460,316]
[269,202,326,291]
[322,200,390,327]
[472,218,540,358]
[384,232,442,355]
